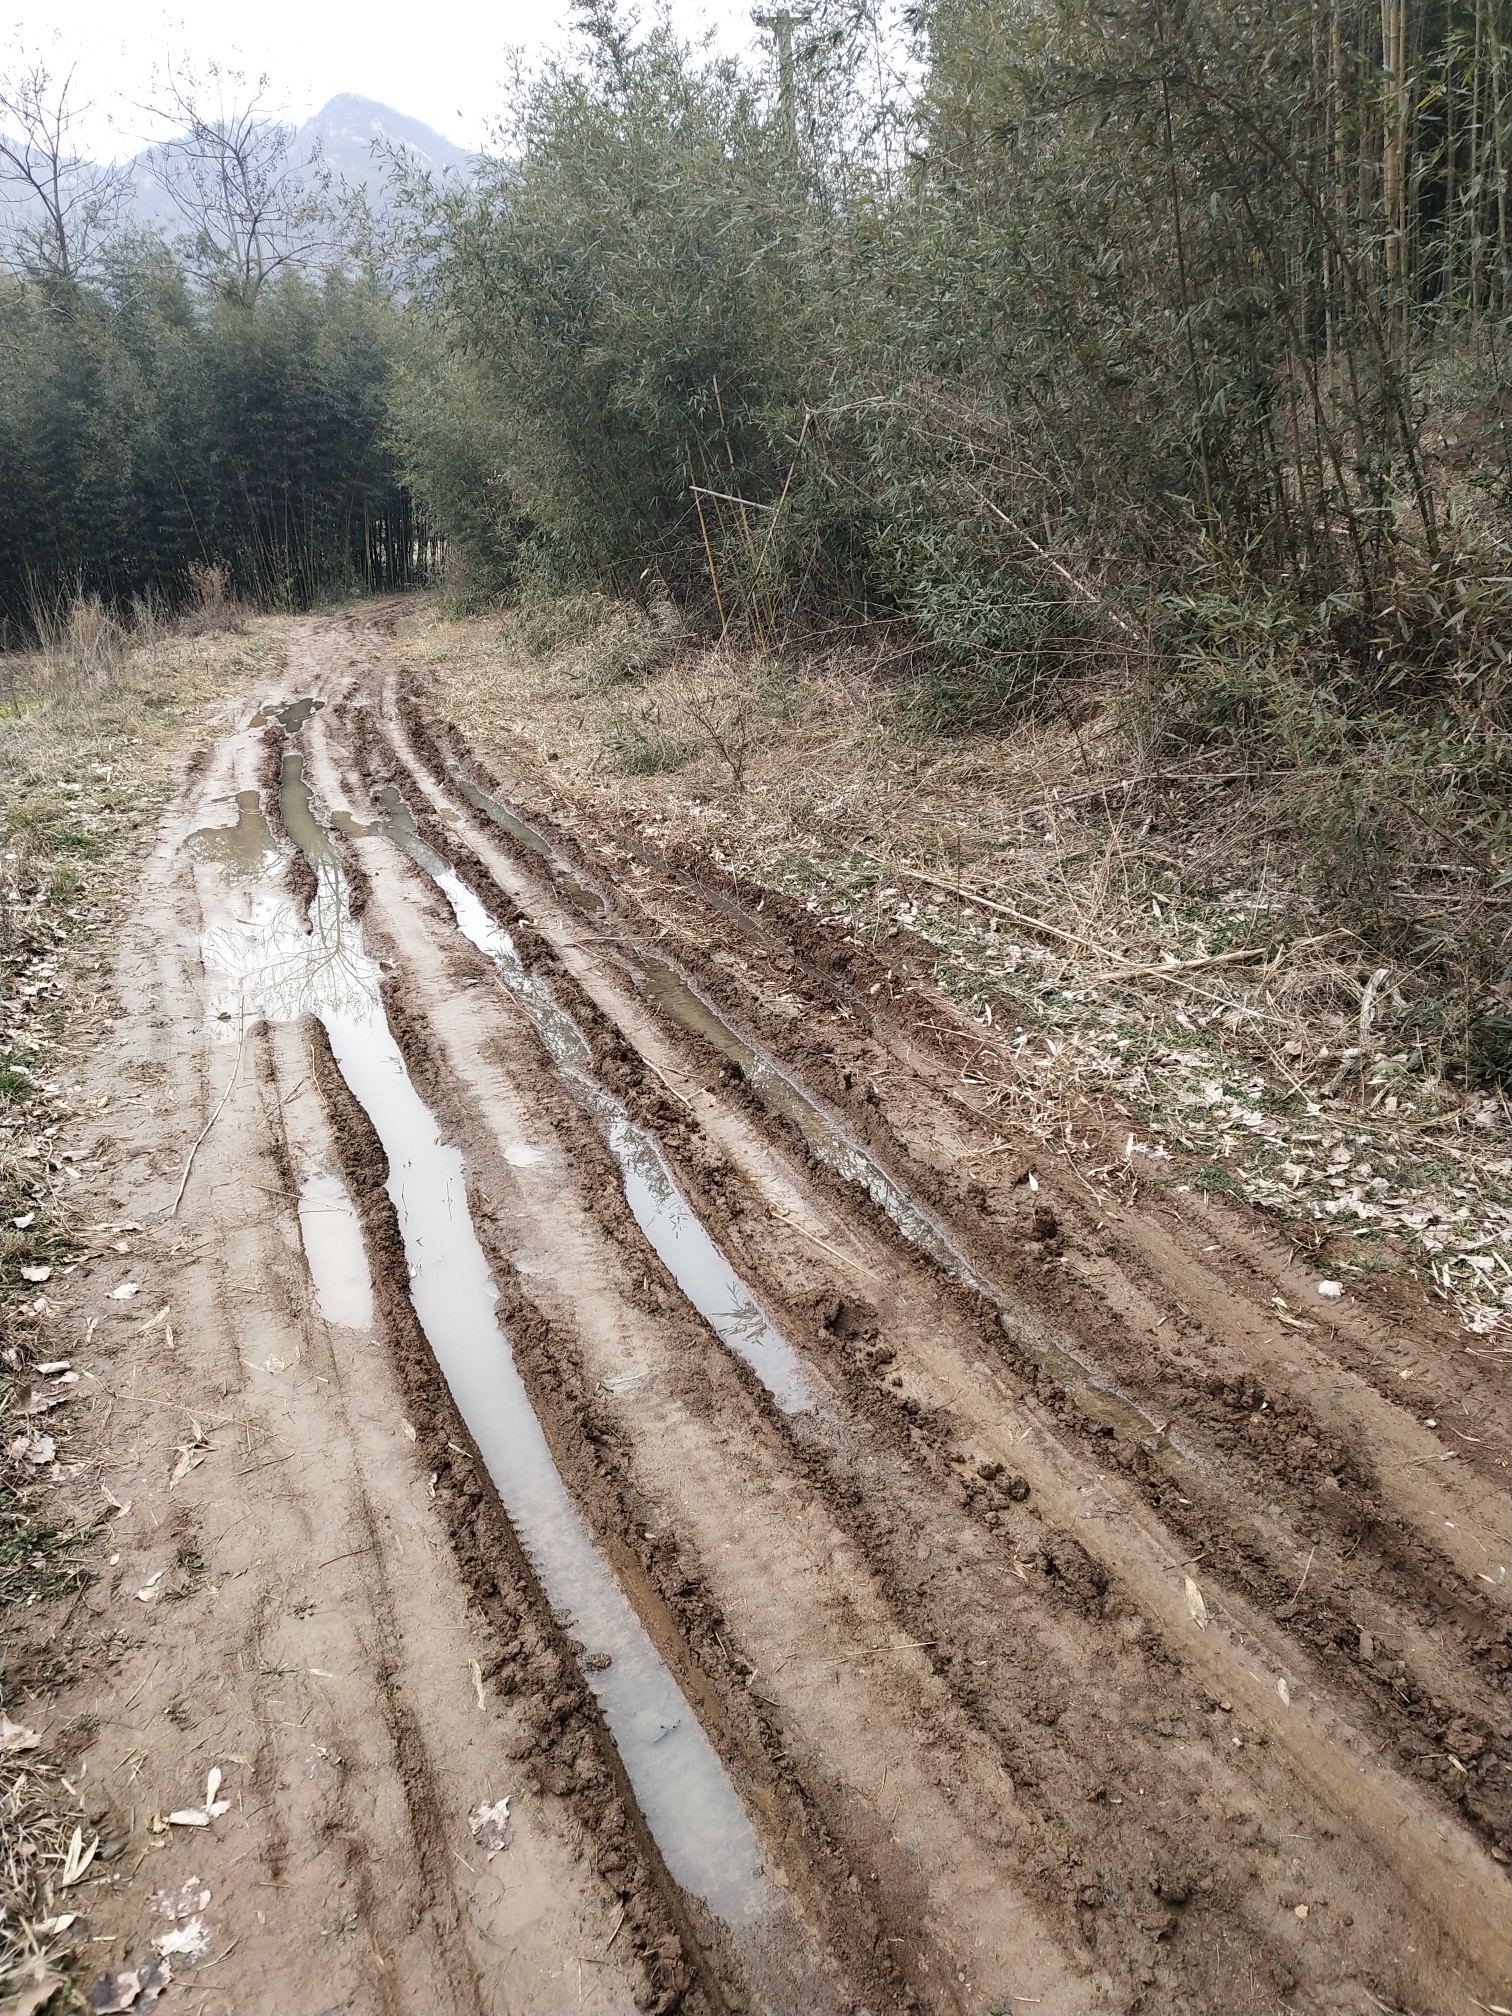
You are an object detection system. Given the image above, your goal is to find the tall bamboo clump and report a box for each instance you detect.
[876,0,1511,681]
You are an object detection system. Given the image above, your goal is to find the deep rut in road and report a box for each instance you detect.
[86,610,1506,2016]
[346,615,1507,2006]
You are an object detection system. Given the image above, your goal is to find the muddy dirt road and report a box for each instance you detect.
[43,610,1509,2014]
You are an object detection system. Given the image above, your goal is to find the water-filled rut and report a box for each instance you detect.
[194,732,799,1945]
[353,784,817,1417]
[441,768,1193,1462]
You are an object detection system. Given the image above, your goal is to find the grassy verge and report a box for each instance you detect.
[0,614,288,2010]
[396,593,1511,1339]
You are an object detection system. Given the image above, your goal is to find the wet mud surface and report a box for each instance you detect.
[45,609,1511,2016]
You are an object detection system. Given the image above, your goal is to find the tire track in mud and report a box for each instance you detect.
[302,649,1507,2016]
[177,688,706,2012]
[642,853,1512,1622]
[145,616,1506,2016]
[320,707,1411,2009]
[305,1023,740,2016]
[68,630,656,2016]
[177,734,563,2009]
[309,707,1099,2015]
[247,719,854,2016]
[256,1019,488,2013]
[383,683,1512,1846]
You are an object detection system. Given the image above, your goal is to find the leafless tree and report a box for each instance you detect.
[0,58,130,281]
[147,63,330,308]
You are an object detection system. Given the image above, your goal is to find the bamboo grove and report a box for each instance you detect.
[386,0,1509,1071]
[397,0,1509,673]
[0,254,417,635]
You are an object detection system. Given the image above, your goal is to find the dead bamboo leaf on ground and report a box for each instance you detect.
[59,1823,99,1886]
[165,1766,231,1828]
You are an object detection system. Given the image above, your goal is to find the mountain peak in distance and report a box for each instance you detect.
[296,95,473,184]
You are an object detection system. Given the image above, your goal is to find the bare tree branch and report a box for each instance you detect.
[146,62,331,307]
[0,57,130,281]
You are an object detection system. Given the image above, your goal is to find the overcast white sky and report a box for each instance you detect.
[7,0,758,159]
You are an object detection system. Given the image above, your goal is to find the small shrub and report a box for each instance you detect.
[602,702,690,775]
[177,560,247,637]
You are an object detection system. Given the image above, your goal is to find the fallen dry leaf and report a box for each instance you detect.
[87,1970,141,2016]
[1184,1575,1209,1629]
[60,1823,99,1886]
[9,1968,67,2016]
[168,1442,209,1488]
[469,1795,512,1853]
[167,1766,232,1827]
[0,1714,41,1754]
[19,1386,70,1415]
[86,1959,170,2014]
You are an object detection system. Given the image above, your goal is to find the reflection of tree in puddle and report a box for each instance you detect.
[200,866,380,1028]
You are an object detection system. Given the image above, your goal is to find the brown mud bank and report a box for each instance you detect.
[6,607,1507,2016]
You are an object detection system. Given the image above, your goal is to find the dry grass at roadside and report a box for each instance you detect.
[0,615,287,2009]
[398,597,1511,1340]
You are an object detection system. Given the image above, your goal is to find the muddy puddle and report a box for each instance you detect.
[280,751,337,863]
[250,697,325,732]
[297,1172,374,1330]
[194,749,790,1932]
[185,790,279,877]
[363,787,816,1416]
[197,863,374,1029]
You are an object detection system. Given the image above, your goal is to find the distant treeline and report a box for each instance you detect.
[0,250,421,634]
